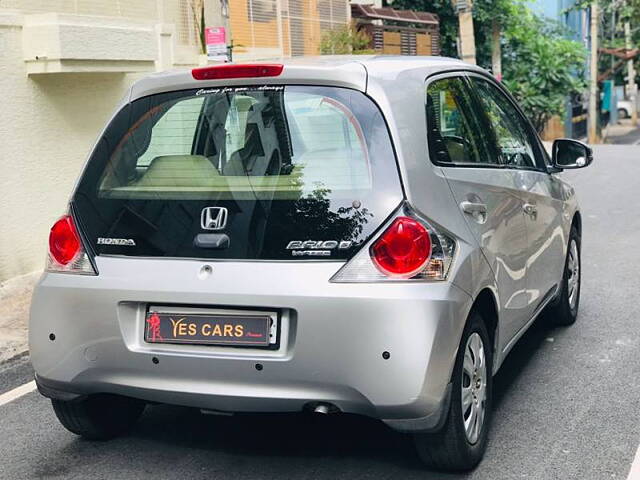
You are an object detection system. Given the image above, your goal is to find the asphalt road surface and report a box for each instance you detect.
[1,145,639,480]
[609,128,640,145]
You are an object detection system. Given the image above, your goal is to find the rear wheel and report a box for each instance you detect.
[52,394,145,440]
[618,108,629,119]
[413,311,493,472]
[547,226,581,326]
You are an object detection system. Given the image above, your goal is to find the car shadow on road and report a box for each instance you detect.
[129,405,438,476]
[100,315,557,479]
[492,314,557,410]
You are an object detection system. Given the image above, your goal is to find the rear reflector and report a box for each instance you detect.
[192,64,284,81]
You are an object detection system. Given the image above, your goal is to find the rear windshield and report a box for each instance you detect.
[73,85,403,260]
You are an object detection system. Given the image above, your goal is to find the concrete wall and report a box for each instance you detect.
[0,6,204,283]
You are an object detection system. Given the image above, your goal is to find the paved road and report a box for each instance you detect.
[1,145,639,480]
[608,123,640,145]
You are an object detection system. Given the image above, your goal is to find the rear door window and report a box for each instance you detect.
[74,86,403,260]
[425,77,495,166]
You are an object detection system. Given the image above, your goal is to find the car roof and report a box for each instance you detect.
[128,55,486,101]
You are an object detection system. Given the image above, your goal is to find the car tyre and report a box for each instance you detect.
[547,226,581,326]
[413,310,493,472]
[618,108,628,119]
[51,394,146,440]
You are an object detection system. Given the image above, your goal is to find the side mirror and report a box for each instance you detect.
[551,138,593,169]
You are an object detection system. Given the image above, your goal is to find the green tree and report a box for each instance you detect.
[392,0,514,64]
[389,0,587,132]
[471,0,517,68]
[502,6,587,131]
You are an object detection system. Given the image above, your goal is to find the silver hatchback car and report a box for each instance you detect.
[30,57,592,471]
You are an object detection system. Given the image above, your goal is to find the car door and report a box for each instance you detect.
[426,74,530,345]
[468,76,566,320]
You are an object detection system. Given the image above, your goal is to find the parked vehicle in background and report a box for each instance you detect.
[618,99,633,119]
[31,57,592,472]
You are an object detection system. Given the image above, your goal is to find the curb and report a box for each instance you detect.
[0,270,41,301]
[0,270,39,368]
[0,349,29,368]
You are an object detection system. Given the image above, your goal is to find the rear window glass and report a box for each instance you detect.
[98,87,372,200]
[73,85,403,261]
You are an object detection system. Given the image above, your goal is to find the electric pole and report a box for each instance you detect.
[453,0,477,64]
[492,20,502,81]
[588,0,600,144]
[624,17,638,124]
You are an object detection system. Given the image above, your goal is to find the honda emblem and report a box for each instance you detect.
[201,207,228,231]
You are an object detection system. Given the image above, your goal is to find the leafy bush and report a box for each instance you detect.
[320,24,376,55]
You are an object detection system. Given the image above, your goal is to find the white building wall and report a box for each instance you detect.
[0,2,210,283]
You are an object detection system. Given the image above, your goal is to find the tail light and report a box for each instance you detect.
[371,217,432,278]
[331,208,455,283]
[192,64,283,80]
[47,214,96,275]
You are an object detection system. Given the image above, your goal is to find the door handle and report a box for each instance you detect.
[460,201,487,215]
[460,201,488,224]
[523,203,537,217]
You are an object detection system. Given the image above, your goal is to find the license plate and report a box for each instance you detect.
[144,311,272,347]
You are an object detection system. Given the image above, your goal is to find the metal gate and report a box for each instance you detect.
[231,0,350,60]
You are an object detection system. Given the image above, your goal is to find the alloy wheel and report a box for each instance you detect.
[461,332,487,444]
[567,239,580,311]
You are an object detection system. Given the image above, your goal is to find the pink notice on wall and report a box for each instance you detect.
[205,27,228,62]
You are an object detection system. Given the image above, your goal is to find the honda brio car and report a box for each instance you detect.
[30,57,592,471]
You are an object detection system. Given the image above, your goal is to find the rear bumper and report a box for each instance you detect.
[30,257,471,432]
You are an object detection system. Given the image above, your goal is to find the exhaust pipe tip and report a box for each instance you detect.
[313,404,331,415]
[305,402,339,415]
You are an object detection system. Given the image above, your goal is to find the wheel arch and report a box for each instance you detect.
[572,210,582,237]
[469,288,499,363]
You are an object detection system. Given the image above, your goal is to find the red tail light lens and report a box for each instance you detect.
[49,215,81,265]
[192,63,283,80]
[370,217,432,278]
